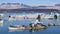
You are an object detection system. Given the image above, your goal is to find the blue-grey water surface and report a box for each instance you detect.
[0,11,60,34]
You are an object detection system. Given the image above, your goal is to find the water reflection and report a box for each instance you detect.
[8,28,47,32]
[29,29,46,32]
[8,29,25,32]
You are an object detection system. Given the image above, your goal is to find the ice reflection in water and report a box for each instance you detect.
[8,28,47,32]
[29,28,46,32]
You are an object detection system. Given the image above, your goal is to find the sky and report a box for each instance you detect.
[0,0,60,5]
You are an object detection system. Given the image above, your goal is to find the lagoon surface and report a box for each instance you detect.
[0,11,60,34]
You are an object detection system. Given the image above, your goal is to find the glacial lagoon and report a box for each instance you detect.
[0,11,60,34]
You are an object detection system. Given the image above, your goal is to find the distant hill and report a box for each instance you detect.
[55,4,60,6]
[0,3,60,10]
[0,3,31,9]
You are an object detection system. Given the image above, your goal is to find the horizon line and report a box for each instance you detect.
[0,3,60,6]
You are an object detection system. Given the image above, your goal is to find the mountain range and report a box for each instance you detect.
[0,3,60,10]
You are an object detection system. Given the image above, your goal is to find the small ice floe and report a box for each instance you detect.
[8,25,26,32]
[8,18,16,21]
[48,22,60,26]
[0,20,3,27]
[55,13,60,19]
[55,23,60,26]
[0,14,5,19]
[48,23,55,26]
[33,19,43,24]
[34,20,40,24]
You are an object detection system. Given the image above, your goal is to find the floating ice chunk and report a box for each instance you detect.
[34,20,40,24]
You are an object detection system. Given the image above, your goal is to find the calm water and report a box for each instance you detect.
[0,11,60,34]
